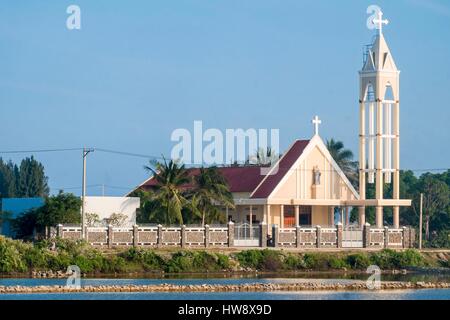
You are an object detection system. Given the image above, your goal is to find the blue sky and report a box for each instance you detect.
[0,0,449,196]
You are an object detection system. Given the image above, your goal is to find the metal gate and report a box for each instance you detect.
[234,223,260,247]
[342,225,363,248]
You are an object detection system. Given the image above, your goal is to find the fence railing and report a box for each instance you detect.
[56,223,416,249]
[274,224,415,249]
[57,223,233,248]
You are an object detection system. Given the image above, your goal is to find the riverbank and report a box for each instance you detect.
[1,281,450,294]
[1,237,449,276]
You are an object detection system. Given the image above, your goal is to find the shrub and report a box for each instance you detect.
[346,253,370,269]
[395,249,424,268]
[259,250,284,271]
[284,254,306,270]
[23,246,48,269]
[73,255,95,273]
[216,253,230,270]
[141,250,165,271]
[369,249,397,269]
[235,250,263,269]
[164,251,192,273]
[192,251,218,270]
[328,256,349,269]
[0,237,27,272]
[302,253,330,270]
[103,256,127,273]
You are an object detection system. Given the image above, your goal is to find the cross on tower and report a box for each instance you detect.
[373,10,389,35]
[312,115,321,136]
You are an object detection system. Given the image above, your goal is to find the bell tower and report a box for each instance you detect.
[358,9,401,228]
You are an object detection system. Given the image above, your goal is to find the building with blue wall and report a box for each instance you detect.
[0,198,44,237]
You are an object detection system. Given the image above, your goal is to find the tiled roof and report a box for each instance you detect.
[140,166,267,193]
[138,140,310,197]
[250,140,310,198]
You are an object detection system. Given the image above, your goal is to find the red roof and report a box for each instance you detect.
[250,140,309,198]
[140,166,267,193]
[139,139,310,197]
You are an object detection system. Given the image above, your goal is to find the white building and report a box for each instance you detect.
[83,196,140,227]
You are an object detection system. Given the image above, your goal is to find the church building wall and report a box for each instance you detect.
[271,145,357,201]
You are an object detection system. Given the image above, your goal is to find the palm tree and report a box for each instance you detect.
[144,158,190,225]
[247,147,280,166]
[190,166,235,226]
[326,138,358,186]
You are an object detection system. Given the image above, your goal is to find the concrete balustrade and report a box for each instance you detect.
[57,222,232,248]
[56,222,415,249]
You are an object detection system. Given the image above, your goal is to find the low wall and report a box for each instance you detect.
[274,226,337,249]
[57,223,416,249]
[57,223,231,248]
[367,226,416,249]
[275,224,415,249]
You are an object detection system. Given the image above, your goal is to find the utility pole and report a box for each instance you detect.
[81,147,94,239]
[419,193,423,250]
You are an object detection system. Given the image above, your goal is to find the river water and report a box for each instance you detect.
[1,274,450,300]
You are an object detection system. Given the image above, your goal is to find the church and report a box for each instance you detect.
[133,9,412,247]
[139,130,359,233]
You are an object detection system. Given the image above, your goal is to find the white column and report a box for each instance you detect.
[393,101,400,228]
[295,205,300,227]
[376,99,384,228]
[359,101,366,227]
[376,99,384,200]
[267,205,271,235]
[249,205,253,237]
[280,205,284,229]
[368,102,375,183]
[384,102,392,183]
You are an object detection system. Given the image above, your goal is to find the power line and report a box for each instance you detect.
[1,147,448,173]
[0,147,83,154]
[50,184,133,191]
[95,148,163,160]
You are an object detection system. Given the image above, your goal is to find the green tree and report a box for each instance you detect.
[0,159,19,198]
[189,167,235,226]
[326,139,358,187]
[11,192,81,240]
[248,147,280,166]
[144,158,190,225]
[17,156,49,197]
[35,191,82,228]
[10,209,39,240]
[416,175,449,240]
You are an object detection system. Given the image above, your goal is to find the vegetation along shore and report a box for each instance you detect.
[1,237,450,276]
